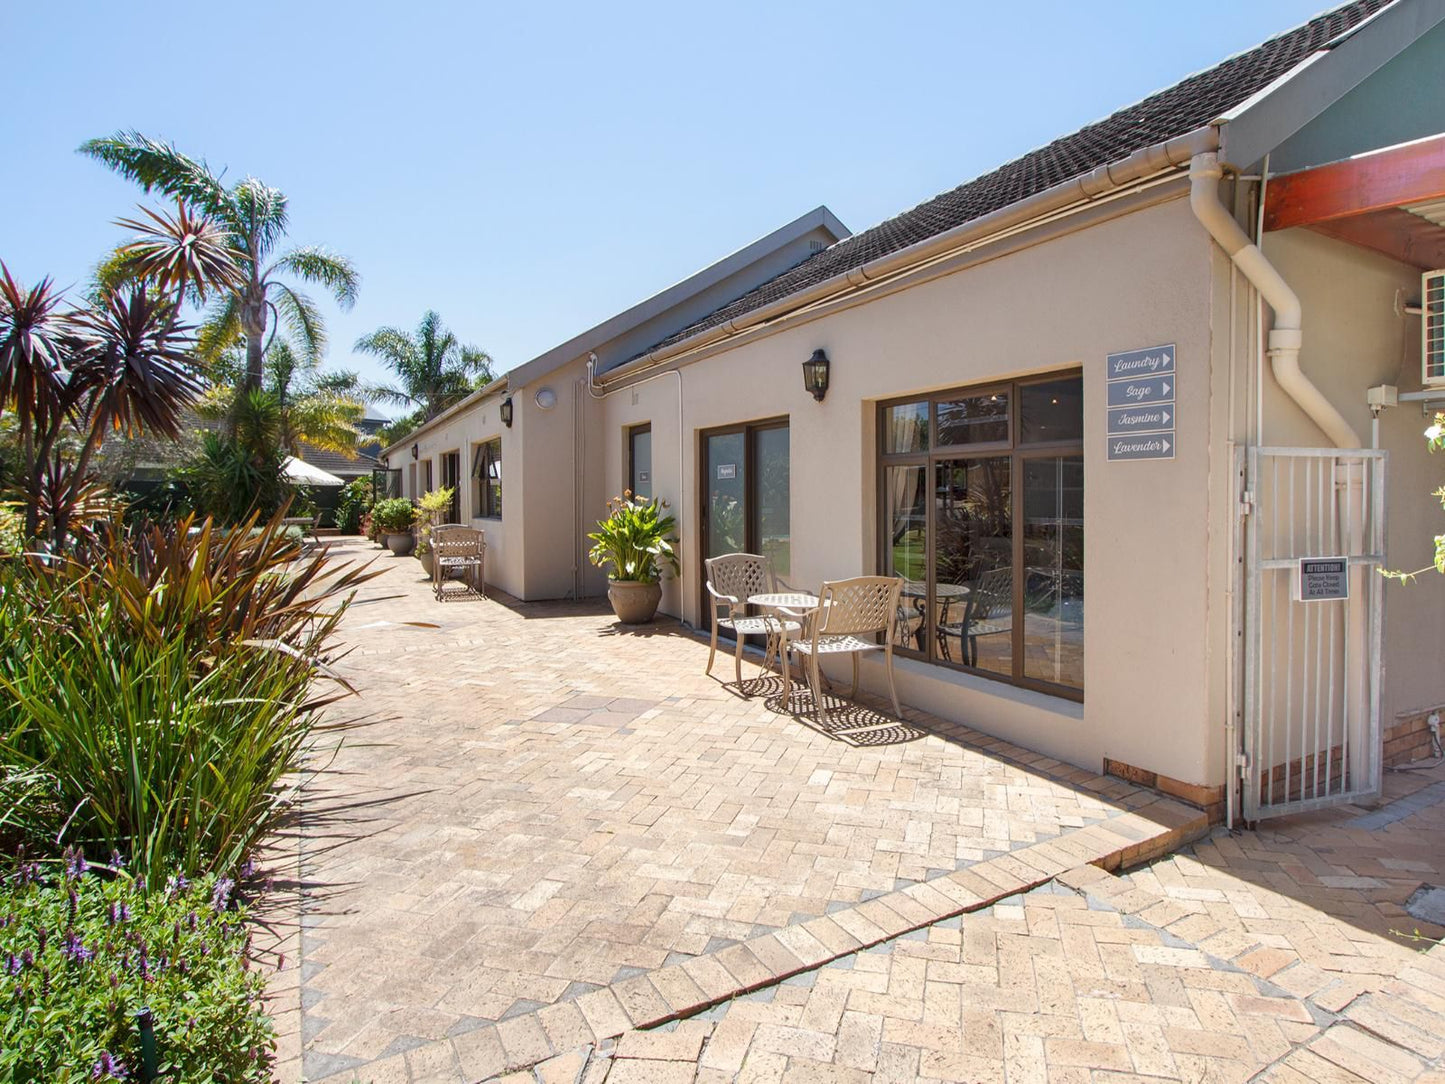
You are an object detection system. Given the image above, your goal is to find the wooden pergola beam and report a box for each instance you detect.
[1263,133,1445,231]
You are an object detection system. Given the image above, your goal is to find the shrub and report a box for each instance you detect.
[371,497,416,534]
[587,493,679,583]
[414,486,455,555]
[335,477,372,534]
[0,855,272,1082]
[0,514,376,882]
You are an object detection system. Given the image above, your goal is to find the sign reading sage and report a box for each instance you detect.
[1298,557,1349,601]
[1106,344,1176,461]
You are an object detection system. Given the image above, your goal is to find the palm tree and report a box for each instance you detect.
[201,340,365,457]
[354,310,493,423]
[80,131,359,390]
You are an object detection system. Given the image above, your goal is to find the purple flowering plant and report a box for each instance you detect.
[0,857,273,1083]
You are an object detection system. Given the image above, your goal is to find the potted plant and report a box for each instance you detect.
[413,486,456,577]
[372,497,418,556]
[587,491,679,624]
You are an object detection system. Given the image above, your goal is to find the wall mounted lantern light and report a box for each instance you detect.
[410,443,419,460]
[802,349,831,402]
[499,396,514,428]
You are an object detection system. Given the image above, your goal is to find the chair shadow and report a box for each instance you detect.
[722,672,928,748]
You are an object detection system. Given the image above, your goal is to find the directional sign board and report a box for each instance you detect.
[1108,433,1174,461]
[1107,404,1173,434]
[1298,557,1349,601]
[1105,344,1175,461]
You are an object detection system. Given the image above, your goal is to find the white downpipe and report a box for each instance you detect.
[1188,153,1359,450]
[1189,151,1370,799]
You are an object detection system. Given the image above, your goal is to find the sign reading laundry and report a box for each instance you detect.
[1106,343,1175,379]
[1106,344,1176,461]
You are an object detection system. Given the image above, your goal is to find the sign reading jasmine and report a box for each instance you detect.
[1105,344,1176,460]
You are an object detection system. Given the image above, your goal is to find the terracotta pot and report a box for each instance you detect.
[385,532,415,557]
[607,579,662,624]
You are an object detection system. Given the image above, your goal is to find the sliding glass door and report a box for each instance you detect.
[701,419,790,613]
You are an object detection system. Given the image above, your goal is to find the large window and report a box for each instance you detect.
[629,424,652,500]
[472,439,502,519]
[879,373,1083,698]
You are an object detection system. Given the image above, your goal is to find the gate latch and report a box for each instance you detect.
[1239,490,1254,516]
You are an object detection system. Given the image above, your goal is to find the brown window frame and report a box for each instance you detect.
[876,370,1084,701]
[472,438,502,519]
[697,415,790,618]
[628,422,652,499]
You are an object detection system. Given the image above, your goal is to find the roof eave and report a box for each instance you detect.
[1220,0,1445,169]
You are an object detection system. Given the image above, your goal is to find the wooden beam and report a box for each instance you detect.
[1264,133,1445,231]
[1309,208,1445,271]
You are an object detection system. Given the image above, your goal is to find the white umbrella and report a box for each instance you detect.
[281,455,346,487]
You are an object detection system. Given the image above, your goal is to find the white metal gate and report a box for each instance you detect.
[1237,446,1387,823]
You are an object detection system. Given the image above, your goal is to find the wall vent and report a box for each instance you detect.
[1426,269,1445,388]
[809,240,826,253]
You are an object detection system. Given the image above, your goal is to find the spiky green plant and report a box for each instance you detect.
[0,514,377,881]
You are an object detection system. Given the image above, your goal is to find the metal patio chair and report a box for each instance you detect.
[777,576,903,724]
[938,566,1012,665]
[432,525,486,600]
[704,552,798,692]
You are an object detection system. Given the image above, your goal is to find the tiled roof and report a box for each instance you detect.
[296,442,378,477]
[643,0,1390,357]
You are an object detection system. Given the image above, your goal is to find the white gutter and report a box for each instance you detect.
[598,125,1221,386]
[1187,151,1359,449]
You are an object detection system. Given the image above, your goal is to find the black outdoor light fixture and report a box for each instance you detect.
[499,396,514,428]
[803,349,830,402]
[410,443,419,460]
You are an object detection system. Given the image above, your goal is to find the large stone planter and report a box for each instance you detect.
[607,580,662,624]
[385,532,415,557]
[418,548,434,577]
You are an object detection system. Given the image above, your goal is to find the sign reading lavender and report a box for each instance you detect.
[1106,344,1176,461]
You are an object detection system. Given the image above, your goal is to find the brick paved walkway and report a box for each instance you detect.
[512,764,1445,1084]
[259,541,1207,1082]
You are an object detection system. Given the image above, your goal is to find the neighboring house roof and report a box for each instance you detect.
[295,441,378,478]
[639,0,1391,358]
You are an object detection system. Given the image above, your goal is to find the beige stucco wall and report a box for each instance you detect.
[1264,228,1445,731]
[597,194,1223,785]
[400,394,520,598]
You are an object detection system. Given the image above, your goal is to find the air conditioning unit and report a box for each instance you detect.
[1426,269,1445,387]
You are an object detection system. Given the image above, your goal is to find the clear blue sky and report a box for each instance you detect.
[3,1,1331,414]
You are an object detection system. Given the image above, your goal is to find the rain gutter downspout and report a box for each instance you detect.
[1188,150,1371,808]
[1187,151,1359,450]
[597,126,1222,387]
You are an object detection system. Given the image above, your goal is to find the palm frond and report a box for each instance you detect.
[460,344,495,383]
[232,178,289,262]
[270,284,324,361]
[78,131,230,220]
[352,326,416,369]
[271,246,359,308]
